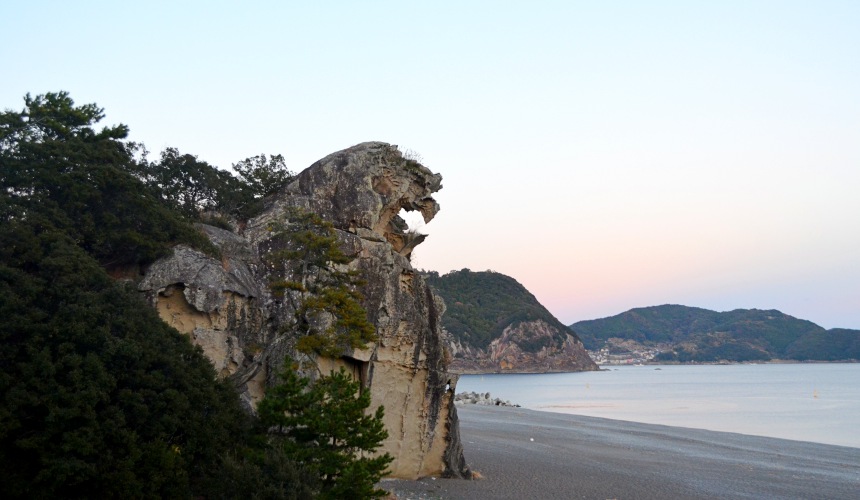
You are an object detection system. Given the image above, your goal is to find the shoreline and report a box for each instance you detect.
[456,363,860,450]
[384,405,860,499]
[451,359,860,374]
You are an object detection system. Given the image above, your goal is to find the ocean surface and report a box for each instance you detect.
[457,363,860,448]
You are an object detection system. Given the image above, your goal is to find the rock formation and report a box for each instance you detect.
[444,319,598,373]
[454,391,519,407]
[426,269,598,373]
[139,142,469,479]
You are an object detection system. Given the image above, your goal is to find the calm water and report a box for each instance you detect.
[457,363,860,448]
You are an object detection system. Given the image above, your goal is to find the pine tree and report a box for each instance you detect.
[266,209,376,357]
[1,91,315,497]
[0,91,215,267]
[257,360,393,499]
[260,209,392,497]
[233,153,295,199]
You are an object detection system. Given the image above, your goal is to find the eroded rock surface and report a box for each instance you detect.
[139,142,469,479]
[445,319,598,374]
[139,226,271,407]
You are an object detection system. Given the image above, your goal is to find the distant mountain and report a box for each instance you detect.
[425,269,597,373]
[570,304,860,362]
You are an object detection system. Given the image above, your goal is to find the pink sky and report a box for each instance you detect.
[3,1,857,328]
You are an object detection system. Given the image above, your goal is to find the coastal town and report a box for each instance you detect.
[586,339,664,365]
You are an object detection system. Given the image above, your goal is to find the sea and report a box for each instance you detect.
[457,363,860,449]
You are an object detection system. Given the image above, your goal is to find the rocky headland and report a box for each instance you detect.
[139,142,470,479]
[426,269,598,374]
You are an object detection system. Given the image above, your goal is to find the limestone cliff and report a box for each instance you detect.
[139,142,469,479]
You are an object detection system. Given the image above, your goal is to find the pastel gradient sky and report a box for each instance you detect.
[3,1,858,328]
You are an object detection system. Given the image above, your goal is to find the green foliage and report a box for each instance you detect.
[267,209,376,357]
[233,153,296,199]
[0,91,128,148]
[1,91,318,498]
[654,336,771,363]
[571,304,721,349]
[574,304,859,362]
[713,308,822,352]
[784,328,860,361]
[202,447,319,500]
[425,269,573,352]
[257,361,393,499]
[134,147,248,220]
[200,213,235,231]
[0,218,254,498]
[135,147,292,222]
[0,91,215,266]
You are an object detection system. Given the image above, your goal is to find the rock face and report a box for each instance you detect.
[139,142,469,479]
[454,392,519,407]
[445,319,598,374]
[426,269,598,374]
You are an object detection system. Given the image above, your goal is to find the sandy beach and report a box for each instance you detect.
[382,405,860,499]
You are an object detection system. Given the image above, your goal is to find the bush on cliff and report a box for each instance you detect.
[233,153,296,198]
[266,209,377,357]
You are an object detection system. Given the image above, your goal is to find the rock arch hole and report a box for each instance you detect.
[398,207,428,235]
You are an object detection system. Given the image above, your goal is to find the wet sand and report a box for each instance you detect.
[382,405,860,499]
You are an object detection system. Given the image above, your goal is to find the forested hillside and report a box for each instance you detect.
[425,269,597,373]
[570,305,860,362]
[0,92,390,498]
[425,269,574,351]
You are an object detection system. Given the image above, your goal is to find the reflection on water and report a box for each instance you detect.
[457,363,860,448]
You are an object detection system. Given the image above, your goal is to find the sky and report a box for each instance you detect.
[2,1,858,329]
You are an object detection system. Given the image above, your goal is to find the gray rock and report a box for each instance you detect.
[454,391,520,407]
[140,142,468,480]
[444,320,599,374]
